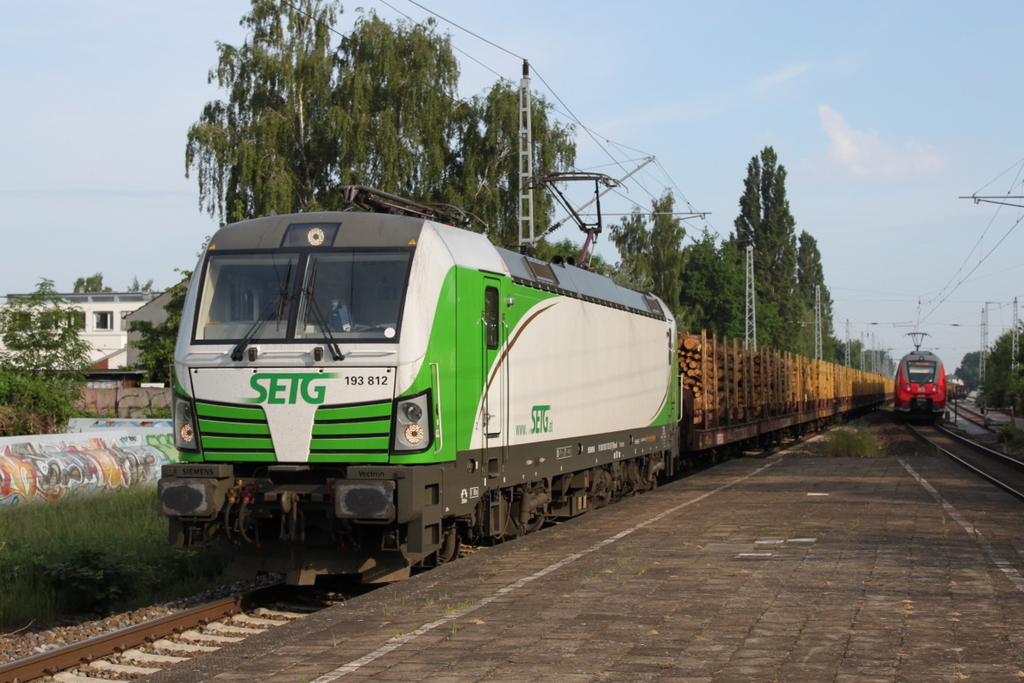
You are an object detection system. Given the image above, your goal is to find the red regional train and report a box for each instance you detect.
[894,349,946,422]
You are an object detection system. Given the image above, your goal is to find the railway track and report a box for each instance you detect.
[908,422,1024,501]
[949,404,992,431]
[0,582,368,683]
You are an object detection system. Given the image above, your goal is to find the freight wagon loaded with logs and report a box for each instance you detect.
[678,331,891,456]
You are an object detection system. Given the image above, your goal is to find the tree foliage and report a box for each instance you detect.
[334,12,460,198]
[445,80,575,247]
[128,274,190,385]
[186,1,575,242]
[0,279,93,435]
[609,191,685,316]
[73,273,112,293]
[127,276,154,292]
[187,0,344,223]
[678,229,744,338]
[732,147,801,350]
[955,350,981,390]
[979,327,1024,410]
[794,231,835,359]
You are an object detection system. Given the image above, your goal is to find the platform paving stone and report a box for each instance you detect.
[142,453,1024,683]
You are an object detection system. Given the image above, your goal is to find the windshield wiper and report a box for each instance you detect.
[230,260,292,361]
[301,259,344,361]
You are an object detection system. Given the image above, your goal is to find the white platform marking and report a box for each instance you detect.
[900,458,1024,594]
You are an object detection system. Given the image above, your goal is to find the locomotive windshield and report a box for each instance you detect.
[193,249,412,343]
[906,360,936,384]
[296,251,411,341]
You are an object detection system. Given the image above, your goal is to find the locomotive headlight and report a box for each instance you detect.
[402,402,423,422]
[404,423,425,444]
[173,394,199,451]
[393,391,431,452]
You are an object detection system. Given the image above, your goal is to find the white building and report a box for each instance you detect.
[2,291,163,369]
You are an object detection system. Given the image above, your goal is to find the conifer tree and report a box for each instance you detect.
[732,147,800,350]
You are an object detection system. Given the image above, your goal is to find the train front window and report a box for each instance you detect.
[906,361,936,384]
[194,254,298,342]
[295,251,412,341]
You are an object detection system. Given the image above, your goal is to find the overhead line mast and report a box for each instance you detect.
[1014,297,1020,376]
[814,284,822,360]
[518,60,534,251]
[745,244,756,351]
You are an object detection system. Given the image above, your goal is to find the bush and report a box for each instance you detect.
[0,278,92,436]
[41,546,157,613]
[0,370,83,436]
[0,489,226,628]
[997,423,1024,454]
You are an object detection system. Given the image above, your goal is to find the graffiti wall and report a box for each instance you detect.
[67,418,173,432]
[74,387,171,418]
[0,431,179,507]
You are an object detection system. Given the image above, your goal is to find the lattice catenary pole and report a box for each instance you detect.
[517,60,534,249]
[745,244,757,351]
[980,306,988,385]
[814,284,822,360]
[1013,297,1019,376]
[845,320,851,367]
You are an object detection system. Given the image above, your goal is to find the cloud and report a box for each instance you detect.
[818,105,943,180]
[753,64,811,94]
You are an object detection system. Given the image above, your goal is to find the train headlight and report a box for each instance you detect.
[173,394,199,451]
[404,423,425,444]
[402,402,423,422]
[393,391,431,452]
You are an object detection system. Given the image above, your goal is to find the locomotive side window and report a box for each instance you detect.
[296,251,412,341]
[484,286,499,349]
[194,254,297,341]
[906,361,936,384]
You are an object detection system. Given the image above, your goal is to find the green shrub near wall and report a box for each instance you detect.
[0,488,226,629]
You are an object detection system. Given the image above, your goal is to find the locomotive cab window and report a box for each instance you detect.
[295,251,412,341]
[484,286,499,349]
[906,361,936,384]
[192,249,413,344]
[194,254,298,342]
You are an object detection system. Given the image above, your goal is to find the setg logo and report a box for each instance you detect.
[530,405,552,434]
[247,373,339,405]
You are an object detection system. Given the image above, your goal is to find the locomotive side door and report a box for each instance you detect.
[482,276,508,476]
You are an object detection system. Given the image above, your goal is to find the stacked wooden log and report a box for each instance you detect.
[678,333,704,423]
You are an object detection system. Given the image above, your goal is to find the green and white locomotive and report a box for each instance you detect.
[158,190,679,584]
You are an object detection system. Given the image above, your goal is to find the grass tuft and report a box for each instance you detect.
[826,428,880,457]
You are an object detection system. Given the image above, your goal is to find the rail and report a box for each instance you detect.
[907,422,1024,502]
[0,585,284,683]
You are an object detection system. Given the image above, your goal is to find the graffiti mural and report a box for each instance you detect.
[67,418,173,432]
[0,432,180,506]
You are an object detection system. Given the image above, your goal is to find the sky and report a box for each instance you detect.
[2,0,1023,373]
